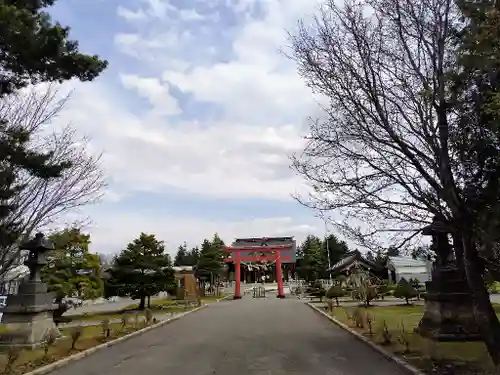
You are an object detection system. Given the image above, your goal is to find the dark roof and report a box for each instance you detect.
[233,237,294,244]
[328,250,380,273]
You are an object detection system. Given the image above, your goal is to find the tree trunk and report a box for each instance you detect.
[452,233,465,273]
[463,234,500,366]
[335,297,339,307]
[147,295,151,308]
[138,295,146,310]
[52,295,68,325]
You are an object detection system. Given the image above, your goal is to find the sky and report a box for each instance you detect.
[45,0,333,255]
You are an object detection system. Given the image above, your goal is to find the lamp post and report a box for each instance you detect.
[324,220,332,282]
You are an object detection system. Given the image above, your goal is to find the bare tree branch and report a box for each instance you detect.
[0,85,106,279]
[287,0,461,250]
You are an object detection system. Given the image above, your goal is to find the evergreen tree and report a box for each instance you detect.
[0,0,108,96]
[297,235,326,281]
[42,228,102,322]
[174,243,188,266]
[108,233,175,310]
[43,228,103,301]
[186,247,200,266]
[0,0,107,277]
[393,278,417,305]
[196,234,225,294]
[322,234,349,268]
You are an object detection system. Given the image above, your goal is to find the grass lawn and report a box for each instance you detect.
[0,322,150,375]
[29,294,228,325]
[329,304,495,375]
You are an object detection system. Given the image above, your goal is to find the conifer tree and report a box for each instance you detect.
[108,233,175,310]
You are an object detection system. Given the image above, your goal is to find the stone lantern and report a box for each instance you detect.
[0,233,60,347]
[415,217,481,341]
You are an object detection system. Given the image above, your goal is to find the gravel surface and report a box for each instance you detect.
[48,297,407,375]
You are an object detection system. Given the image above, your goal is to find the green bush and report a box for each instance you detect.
[311,287,326,302]
[326,285,345,306]
[393,278,417,304]
[488,281,500,294]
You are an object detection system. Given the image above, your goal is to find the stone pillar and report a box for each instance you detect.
[415,218,481,341]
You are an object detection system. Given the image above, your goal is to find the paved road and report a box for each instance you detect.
[49,297,406,375]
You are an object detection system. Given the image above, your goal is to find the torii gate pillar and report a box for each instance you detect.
[224,245,292,299]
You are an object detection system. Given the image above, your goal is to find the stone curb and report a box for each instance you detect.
[307,303,426,375]
[23,305,208,375]
[214,294,232,302]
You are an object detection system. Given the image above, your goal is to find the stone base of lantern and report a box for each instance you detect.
[0,281,60,348]
[415,266,481,341]
[0,312,60,348]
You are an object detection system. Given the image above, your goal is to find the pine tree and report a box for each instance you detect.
[42,228,102,322]
[0,1,108,96]
[108,233,175,310]
[186,247,200,266]
[298,235,326,282]
[196,234,225,295]
[393,278,417,305]
[322,234,349,269]
[174,243,188,266]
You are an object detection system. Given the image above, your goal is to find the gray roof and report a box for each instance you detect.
[329,250,380,272]
[387,256,429,268]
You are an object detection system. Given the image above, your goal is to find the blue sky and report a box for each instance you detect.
[44,0,332,255]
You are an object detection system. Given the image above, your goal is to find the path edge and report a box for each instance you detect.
[307,303,426,375]
[23,305,208,375]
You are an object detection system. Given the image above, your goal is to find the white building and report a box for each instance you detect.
[386,256,432,284]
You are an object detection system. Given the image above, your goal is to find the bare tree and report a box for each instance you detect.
[288,0,500,363]
[0,85,106,280]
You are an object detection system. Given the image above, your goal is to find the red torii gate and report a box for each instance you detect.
[223,244,293,299]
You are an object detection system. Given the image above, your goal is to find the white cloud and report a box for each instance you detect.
[85,213,322,255]
[49,0,335,248]
[116,6,147,21]
[120,74,180,116]
[55,81,308,200]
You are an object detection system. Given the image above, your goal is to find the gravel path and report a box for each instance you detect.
[48,297,407,375]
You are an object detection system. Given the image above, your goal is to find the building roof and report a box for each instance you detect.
[173,266,194,272]
[329,250,381,272]
[387,256,429,268]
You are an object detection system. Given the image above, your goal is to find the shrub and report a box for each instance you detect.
[100,319,110,339]
[326,299,334,312]
[353,308,365,328]
[312,281,323,290]
[379,320,392,345]
[42,328,58,358]
[69,326,83,350]
[311,286,327,302]
[377,282,389,300]
[397,321,411,353]
[344,308,354,324]
[326,285,345,306]
[120,315,128,330]
[393,278,418,304]
[144,308,153,325]
[366,313,374,334]
[4,346,22,374]
[166,285,178,297]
